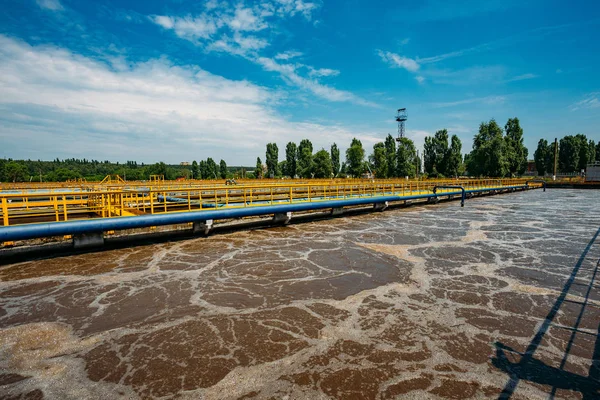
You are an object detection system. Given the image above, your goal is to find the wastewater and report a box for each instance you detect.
[0,189,599,399]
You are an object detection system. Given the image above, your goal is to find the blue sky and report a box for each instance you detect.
[0,0,599,165]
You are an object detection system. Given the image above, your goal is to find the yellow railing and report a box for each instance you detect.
[0,178,535,227]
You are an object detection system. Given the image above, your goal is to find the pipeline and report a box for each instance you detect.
[433,185,466,207]
[526,179,547,192]
[0,185,535,242]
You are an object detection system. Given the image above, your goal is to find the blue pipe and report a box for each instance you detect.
[157,195,192,203]
[526,179,546,192]
[0,185,531,242]
[433,185,466,207]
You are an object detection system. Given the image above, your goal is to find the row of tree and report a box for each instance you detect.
[0,158,245,182]
[464,118,529,177]
[534,134,598,176]
[254,135,422,179]
[190,159,228,180]
[255,140,340,179]
[423,130,463,177]
[252,118,533,179]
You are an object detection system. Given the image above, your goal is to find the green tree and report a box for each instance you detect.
[445,135,463,177]
[313,149,333,178]
[297,139,314,178]
[5,161,27,182]
[0,159,6,182]
[424,129,450,177]
[424,136,436,176]
[206,158,218,179]
[219,159,227,179]
[534,139,549,176]
[265,143,279,178]
[396,138,417,178]
[255,157,263,179]
[191,160,199,179]
[384,134,397,177]
[596,142,600,162]
[278,160,287,177]
[370,142,388,178]
[345,138,365,178]
[575,134,594,171]
[504,118,528,176]
[149,162,168,178]
[285,142,297,177]
[558,135,580,172]
[434,129,449,176]
[199,160,208,179]
[467,119,508,177]
[330,143,340,177]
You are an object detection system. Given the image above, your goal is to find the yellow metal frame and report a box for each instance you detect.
[0,178,539,227]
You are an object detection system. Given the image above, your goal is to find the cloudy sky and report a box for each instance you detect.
[0,0,599,165]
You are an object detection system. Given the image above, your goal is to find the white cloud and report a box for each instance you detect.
[425,65,506,85]
[274,50,303,60]
[570,93,600,111]
[0,35,380,163]
[430,95,506,108]
[151,15,219,40]
[415,76,425,84]
[229,6,269,31]
[308,67,340,78]
[255,57,375,106]
[149,2,371,106]
[36,0,63,11]
[377,50,420,72]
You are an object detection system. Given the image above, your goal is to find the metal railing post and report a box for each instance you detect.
[1,197,8,226]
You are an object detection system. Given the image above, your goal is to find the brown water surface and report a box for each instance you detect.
[1,189,599,399]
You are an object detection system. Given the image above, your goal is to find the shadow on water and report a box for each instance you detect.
[493,226,600,399]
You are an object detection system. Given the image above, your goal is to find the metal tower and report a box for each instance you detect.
[395,108,407,142]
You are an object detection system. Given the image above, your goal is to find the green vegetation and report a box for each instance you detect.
[0,158,249,182]
[219,159,227,179]
[396,138,418,178]
[297,139,314,178]
[463,118,528,177]
[533,139,553,176]
[534,134,597,176]
[265,143,279,178]
[346,138,366,178]
[255,157,263,179]
[313,149,333,178]
[330,143,340,177]
[285,142,297,178]
[370,142,387,178]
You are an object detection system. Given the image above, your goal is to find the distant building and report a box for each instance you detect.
[525,160,537,176]
[180,162,190,166]
[586,162,600,182]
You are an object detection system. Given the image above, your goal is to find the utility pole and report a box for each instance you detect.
[553,137,558,181]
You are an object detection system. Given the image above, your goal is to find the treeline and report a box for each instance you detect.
[253,136,421,179]
[0,158,248,182]
[255,117,530,179]
[533,134,599,176]
[465,118,529,177]
[426,118,540,178]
